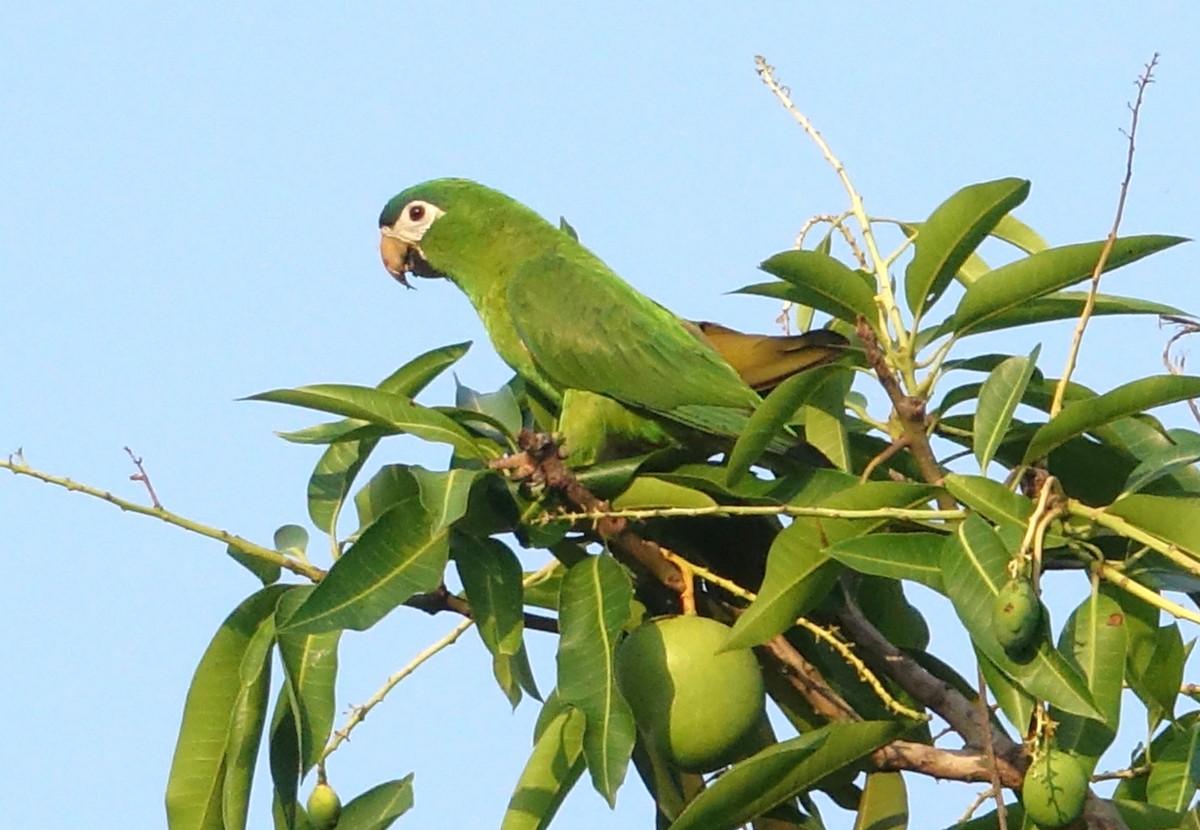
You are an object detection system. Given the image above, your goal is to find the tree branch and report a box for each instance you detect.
[404,585,559,634]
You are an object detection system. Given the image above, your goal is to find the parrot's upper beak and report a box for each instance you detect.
[379,232,412,288]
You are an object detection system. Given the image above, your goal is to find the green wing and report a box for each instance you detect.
[507,249,762,436]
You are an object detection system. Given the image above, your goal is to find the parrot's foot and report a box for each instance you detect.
[487,431,688,595]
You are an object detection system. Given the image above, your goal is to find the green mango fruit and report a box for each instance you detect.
[615,615,765,772]
[993,578,1042,658]
[1021,749,1088,828]
[307,782,342,830]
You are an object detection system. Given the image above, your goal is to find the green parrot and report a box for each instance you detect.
[377,178,846,465]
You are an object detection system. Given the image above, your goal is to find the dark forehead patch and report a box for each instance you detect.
[378,179,473,227]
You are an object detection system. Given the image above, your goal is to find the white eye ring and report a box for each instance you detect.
[383,200,445,243]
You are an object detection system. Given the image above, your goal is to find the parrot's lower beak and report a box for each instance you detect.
[379,233,412,288]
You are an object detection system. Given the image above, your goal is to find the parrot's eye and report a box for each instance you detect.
[385,199,445,243]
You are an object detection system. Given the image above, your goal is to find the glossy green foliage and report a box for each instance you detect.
[159,175,1198,830]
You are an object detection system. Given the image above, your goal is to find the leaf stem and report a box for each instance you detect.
[552,503,963,524]
[680,558,926,721]
[1070,499,1200,579]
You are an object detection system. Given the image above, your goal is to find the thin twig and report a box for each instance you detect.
[124,446,161,508]
[957,787,999,826]
[1091,764,1151,783]
[321,559,561,763]
[793,211,868,269]
[1161,313,1200,425]
[1,456,324,581]
[684,558,925,720]
[977,665,1009,830]
[756,55,909,357]
[319,618,475,762]
[1050,53,1159,418]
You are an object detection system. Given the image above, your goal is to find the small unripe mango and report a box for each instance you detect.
[1022,749,1088,828]
[993,578,1042,658]
[307,782,342,830]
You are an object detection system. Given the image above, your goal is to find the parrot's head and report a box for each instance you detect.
[377,181,455,288]
[379,179,561,290]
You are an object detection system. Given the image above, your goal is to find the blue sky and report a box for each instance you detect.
[3,4,1198,828]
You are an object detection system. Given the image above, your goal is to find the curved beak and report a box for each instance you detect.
[379,232,411,288]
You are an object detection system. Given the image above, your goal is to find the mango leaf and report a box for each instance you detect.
[904,177,1030,316]
[167,585,289,830]
[804,403,851,472]
[556,555,636,805]
[974,345,1041,471]
[977,647,1035,733]
[629,728,709,826]
[957,250,990,284]
[1106,494,1200,558]
[990,212,1048,254]
[727,366,847,484]
[222,609,277,830]
[1114,800,1192,830]
[1141,624,1186,727]
[1107,420,1200,493]
[354,463,421,532]
[726,482,936,649]
[669,720,904,830]
[824,532,945,592]
[1050,593,1126,774]
[285,343,470,532]
[801,366,855,473]
[501,703,586,830]
[952,234,1187,333]
[571,452,667,500]
[227,540,282,586]
[612,476,717,510]
[1121,432,1200,497]
[943,352,1047,378]
[267,690,303,830]
[454,534,541,707]
[854,578,931,655]
[281,495,448,634]
[274,587,340,773]
[455,376,523,441]
[1024,375,1200,463]
[1147,713,1200,812]
[943,474,1033,531]
[724,521,833,652]
[754,250,878,324]
[247,383,485,459]
[940,517,1100,719]
[279,342,471,449]
[305,440,382,536]
[412,466,481,532]
[920,292,1186,348]
[336,775,415,830]
[851,771,908,830]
